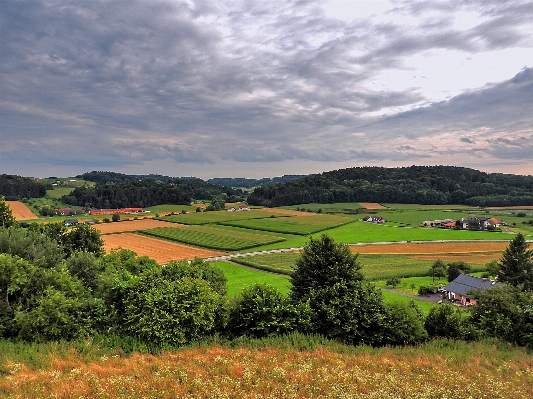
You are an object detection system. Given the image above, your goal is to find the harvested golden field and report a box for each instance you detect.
[257,207,315,216]
[102,233,225,263]
[94,219,181,234]
[6,201,38,220]
[2,345,533,399]
[350,241,509,255]
[359,202,387,209]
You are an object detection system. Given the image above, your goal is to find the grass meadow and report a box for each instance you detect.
[220,214,353,235]
[211,261,291,297]
[1,335,532,398]
[158,209,284,225]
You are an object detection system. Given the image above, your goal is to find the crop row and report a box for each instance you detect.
[158,210,286,225]
[220,214,354,235]
[231,252,490,280]
[142,226,285,251]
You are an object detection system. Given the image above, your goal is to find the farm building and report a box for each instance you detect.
[363,216,385,224]
[55,207,77,216]
[90,207,144,215]
[442,274,497,306]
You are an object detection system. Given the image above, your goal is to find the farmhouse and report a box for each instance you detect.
[363,216,385,224]
[64,219,79,227]
[55,207,77,216]
[442,274,497,306]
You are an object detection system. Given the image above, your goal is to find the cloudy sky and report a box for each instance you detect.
[1,0,532,179]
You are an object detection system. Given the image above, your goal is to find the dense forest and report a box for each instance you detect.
[0,174,49,200]
[207,175,307,188]
[77,171,245,203]
[248,166,533,207]
[62,181,192,209]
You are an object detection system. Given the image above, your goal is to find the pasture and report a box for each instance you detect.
[158,209,283,225]
[220,214,353,235]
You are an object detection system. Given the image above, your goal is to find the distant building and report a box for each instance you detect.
[90,207,144,215]
[64,219,79,227]
[363,216,385,224]
[55,207,77,216]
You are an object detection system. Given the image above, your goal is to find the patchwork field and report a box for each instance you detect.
[159,209,283,225]
[102,233,225,263]
[349,241,509,254]
[94,219,181,234]
[255,207,315,216]
[142,225,286,251]
[6,201,38,220]
[221,214,353,235]
[231,241,506,278]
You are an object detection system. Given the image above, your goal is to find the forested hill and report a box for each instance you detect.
[207,175,307,188]
[0,174,48,200]
[77,171,245,203]
[247,166,533,207]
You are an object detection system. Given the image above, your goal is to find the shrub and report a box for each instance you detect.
[227,284,311,338]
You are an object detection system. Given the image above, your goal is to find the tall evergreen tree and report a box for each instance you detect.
[497,233,533,291]
[0,196,17,228]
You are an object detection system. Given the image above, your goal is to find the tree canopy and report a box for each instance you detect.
[497,233,533,291]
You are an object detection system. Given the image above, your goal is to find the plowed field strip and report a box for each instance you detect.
[103,233,225,263]
[349,241,508,254]
[6,201,38,220]
[94,220,183,234]
[413,254,502,263]
[359,202,387,209]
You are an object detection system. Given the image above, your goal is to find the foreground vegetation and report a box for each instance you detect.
[1,335,532,399]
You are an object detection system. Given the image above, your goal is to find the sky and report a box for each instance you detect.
[1,0,532,179]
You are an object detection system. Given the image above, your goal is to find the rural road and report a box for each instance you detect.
[203,238,517,262]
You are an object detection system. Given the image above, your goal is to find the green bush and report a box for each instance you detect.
[227,284,311,338]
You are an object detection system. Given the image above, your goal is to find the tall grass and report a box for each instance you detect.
[2,335,532,398]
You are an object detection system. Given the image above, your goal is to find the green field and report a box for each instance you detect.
[282,203,365,213]
[231,251,490,280]
[379,290,437,314]
[158,210,285,225]
[220,214,353,235]
[210,261,291,297]
[320,220,516,244]
[142,225,286,251]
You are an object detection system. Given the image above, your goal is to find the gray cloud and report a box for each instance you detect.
[0,0,532,178]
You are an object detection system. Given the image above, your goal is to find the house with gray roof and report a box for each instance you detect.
[443,274,498,306]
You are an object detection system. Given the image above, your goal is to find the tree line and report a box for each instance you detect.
[0,174,48,200]
[78,171,245,203]
[2,195,533,349]
[207,175,307,189]
[248,165,533,207]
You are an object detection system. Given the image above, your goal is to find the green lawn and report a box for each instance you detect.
[210,261,291,297]
[142,225,286,251]
[379,289,437,315]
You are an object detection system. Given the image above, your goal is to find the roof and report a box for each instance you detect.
[443,274,496,298]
